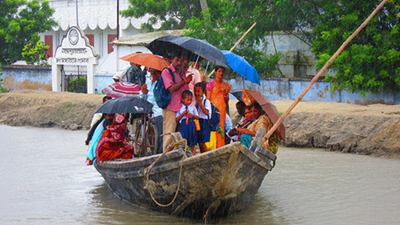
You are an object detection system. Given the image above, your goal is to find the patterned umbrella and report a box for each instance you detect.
[102,82,141,98]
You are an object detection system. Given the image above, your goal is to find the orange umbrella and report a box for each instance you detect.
[120,53,170,71]
[242,89,285,141]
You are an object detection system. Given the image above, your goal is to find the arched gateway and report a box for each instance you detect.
[52,26,98,94]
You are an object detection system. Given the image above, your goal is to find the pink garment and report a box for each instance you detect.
[188,68,201,95]
[162,64,189,112]
[187,68,201,106]
[206,80,217,91]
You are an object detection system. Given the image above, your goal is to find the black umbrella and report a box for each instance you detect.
[146,36,229,68]
[95,97,153,114]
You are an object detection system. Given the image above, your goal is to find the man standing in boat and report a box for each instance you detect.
[161,51,193,151]
[140,68,163,154]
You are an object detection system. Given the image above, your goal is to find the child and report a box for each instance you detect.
[176,90,200,155]
[194,82,212,153]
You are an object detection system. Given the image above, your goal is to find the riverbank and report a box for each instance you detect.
[1,90,399,158]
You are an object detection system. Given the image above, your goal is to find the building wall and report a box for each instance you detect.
[227,77,399,105]
[262,32,335,78]
[2,67,398,105]
[2,66,52,91]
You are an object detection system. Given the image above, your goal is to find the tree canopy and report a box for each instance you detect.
[122,0,282,75]
[311,0,400,95]
[0,0,56,64]
[183,1,282,75]
[121,0,212,30]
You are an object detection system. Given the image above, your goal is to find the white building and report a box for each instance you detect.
[39,0,168,93]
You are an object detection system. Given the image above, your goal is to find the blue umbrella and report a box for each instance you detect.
[222,50,260,85]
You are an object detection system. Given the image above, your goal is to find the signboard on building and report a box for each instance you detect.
[54,26,98,65]
[52,26,99,94]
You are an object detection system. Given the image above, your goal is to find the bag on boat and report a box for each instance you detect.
[203,98,220,131]
[154,68,175,109]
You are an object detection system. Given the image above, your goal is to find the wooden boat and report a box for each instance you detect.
[94,128,276,220]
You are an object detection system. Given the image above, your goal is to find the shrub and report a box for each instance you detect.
[67,77,87,93]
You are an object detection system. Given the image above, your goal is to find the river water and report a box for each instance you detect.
[1,125,399,225]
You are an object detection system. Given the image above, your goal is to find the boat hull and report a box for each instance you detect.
[95,131,276,220]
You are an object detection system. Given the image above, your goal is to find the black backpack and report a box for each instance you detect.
[202,98,220,131]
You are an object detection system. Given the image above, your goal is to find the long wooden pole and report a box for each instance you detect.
[208,22,257,77]
[229,22,257,52]
[261,0,388,144]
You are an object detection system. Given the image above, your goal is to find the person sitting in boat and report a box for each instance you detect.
[85,96,112,146]
[231,100,246,128]
[96,114,134,162]
[194,82,211,153]
[86,113,115,165]
[176,90,199,156]
[227,106,254,143]
[236,102,279,154]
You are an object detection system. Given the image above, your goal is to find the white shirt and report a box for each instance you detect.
[112,64,130,82]
[176,104,198,123]
[140,76,162,117]
[196,97,212,119]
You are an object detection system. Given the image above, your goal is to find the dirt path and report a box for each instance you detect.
[1,90,400,158]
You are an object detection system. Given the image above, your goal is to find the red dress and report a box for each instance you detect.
[96,120,133,162]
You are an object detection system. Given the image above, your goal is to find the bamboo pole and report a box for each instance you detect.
[229,22,257,52]
[208,22,257,77]
[261,0,388,145]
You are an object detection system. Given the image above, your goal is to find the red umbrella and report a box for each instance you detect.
[120,53,170,71]
[242,89,286,141]
[102,82,141,98]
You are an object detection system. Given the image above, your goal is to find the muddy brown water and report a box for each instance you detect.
[1,125,399,224]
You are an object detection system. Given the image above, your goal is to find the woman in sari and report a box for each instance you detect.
[206,66,231,148]
[236,103,279,154]
[96,114,134,162]
[227,106,254,143]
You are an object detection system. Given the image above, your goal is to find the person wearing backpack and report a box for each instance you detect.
[161,52,193,151]
[194,82,211,153]
[206,66,231,149]
[140,68,163,154]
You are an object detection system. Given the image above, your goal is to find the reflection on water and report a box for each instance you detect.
[1,125,399,224]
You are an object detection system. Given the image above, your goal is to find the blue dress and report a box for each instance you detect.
[87,119,105,165]
[180,117,198,146]
[177,104,198,146]
[239,119,255,148]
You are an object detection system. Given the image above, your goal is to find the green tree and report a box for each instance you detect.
[122,0,282,75]
[184,1,282,75]
[0,64,6,93]
[221,0,400,93]
[0,0,56,64]
[121,0,213,31]
[312,0,400,95]
[22,40,49,65]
